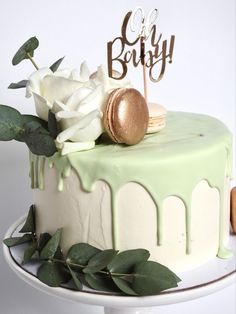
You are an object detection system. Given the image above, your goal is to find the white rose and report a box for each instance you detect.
[26,62,131,155]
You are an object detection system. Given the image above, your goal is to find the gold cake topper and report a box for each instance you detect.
[107,7,175,101]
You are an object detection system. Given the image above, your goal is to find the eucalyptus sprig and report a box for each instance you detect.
[8,37,64,89]
[4,206,181,296]
[0,105,57,156]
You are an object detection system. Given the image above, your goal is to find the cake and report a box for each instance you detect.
[1,31,235,295]
[32,110,233,272]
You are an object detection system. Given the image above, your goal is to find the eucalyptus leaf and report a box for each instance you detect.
[67,264,82,291]
[66,243,101,266]
[8,80,28,89]
[50,57,65,72]
[19,205,35,233]
[132,261,180,295]
[12,37,39,66]
[22,242,38,265]
[40,229,62,259]
[3,234,33,247]
[19,120,57,157]
[112,277,137,296]
[0,105,23,141]
[14,114,48,142]
[37,261,71,287]
[85,273,120,293]
[108,249,150,274]
[83,249,118,274]
[22,115,48,129]
[37,233,51,253]
[48,110,58,139]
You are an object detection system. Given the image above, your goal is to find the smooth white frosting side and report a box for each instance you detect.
[34,165,231,272]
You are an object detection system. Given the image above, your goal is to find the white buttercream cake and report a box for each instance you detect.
[32,111,233,272]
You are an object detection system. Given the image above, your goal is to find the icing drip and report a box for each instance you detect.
[30,112,233,257]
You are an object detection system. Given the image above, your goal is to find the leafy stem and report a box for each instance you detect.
[26,52,39,70]
[3,205,181,296]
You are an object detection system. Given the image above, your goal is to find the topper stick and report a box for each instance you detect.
[141,37,148,103]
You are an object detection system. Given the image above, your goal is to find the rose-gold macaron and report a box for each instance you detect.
[103,88,149,145]
[230,187,236,233]
[147,103,167,134]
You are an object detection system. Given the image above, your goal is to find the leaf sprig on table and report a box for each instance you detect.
[3,206,181,296]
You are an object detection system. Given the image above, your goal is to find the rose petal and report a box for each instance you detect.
[56,110,83,127]
[77,85,106,113]
[26,67,53,98]
[56,110,102,143]
[79,61,90,81]
[32,92,52,121]
[42,75,83,104]
[69,116,103,142]
[66,86,93,111]
[58,141,95,155]
[51,100,70,114]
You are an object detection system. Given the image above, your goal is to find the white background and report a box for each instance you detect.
[0,0,235,313]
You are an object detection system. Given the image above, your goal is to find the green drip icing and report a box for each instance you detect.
[29,112,233,257]
[184,199,192,255]
[48,153,71,192]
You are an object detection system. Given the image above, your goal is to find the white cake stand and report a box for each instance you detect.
[3,216,236,314]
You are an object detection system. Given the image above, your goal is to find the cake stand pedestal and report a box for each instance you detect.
[3,216,236,314]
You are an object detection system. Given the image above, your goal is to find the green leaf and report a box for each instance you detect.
[108,249,150,274]
[19,120,57,157]
[67,264,83,291]
[12,37,39,66]
[132,261,180,295]
[83,249,118,274]
[40,229,62,259]
[22,242,38,265]
[8,80,28,89]
[0,105,23,141]
[37,233,51,253]
[37,261,70,287]
[66,243,101,266]
[3,234,33,247]
[50,57,64,72]
[85,273,120,293]
[14,115,48,143]
[22,115,48,129]
[48,110,58,139]
[112,277,138,296]
[19,204,35,233]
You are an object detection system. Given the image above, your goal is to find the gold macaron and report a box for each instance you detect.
[230,187,236,234]
[103,88,149,145]
[147,103,167,134]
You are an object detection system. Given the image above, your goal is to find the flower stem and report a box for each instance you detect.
[52,257,134,278]
[26,52,39,70]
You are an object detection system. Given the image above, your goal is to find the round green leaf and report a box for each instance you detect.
[50,56,65,72]
[67,264,83,291]
[85,273,120,293]
[37,261,70,287]
[107,249,150,274]
[40,229,62,259]
[112,277,137,296]
[83,249,118,274]
[3,234,33,247]
[19,205,35,233]
[22,242,38,265]
[0,105,23,141]
[132,261,180,295]
[66,243,101,266]
[12,37,39,66]
[20,120,57,157]
[8,80,28,89]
